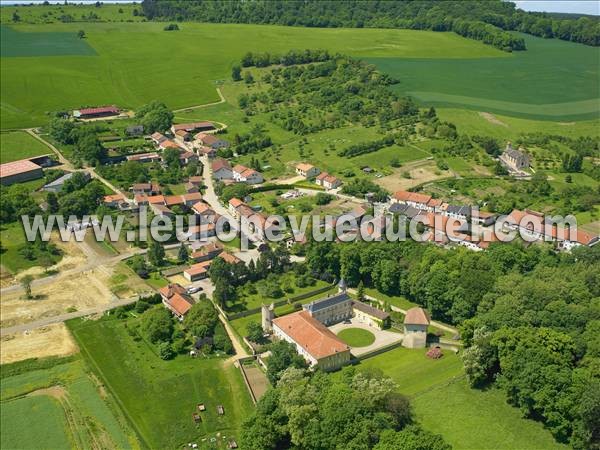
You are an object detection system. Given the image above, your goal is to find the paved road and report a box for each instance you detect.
[0,295,142,337]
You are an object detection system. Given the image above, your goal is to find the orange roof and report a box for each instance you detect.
[218,252,241,264]
[229,198,244,208]
[159,284,193,316]
[185,263,209,276]
[173,122,213,132]
[147,195,166,205]
[232,164,248,174]
[296,163,315,171]
[272,311,349,360]
[212,158,231,172]
[316,172,329,181]
[160,140,181,149]
[403,307,430,326]
[192,201,212,214]
[0,159,42,178]
[182,192,202,202]
[427,198,443,208]
[103,193,126,203]
[393,190,431,205]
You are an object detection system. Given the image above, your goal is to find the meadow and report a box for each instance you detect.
[1,21,504,129]
[0,130,52,163]
[358,347,566,449]
[0,356,136,449]
[67,315,254,449]
[367,33,600,121]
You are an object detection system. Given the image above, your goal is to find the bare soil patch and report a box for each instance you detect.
[375,160,448,192]
[0,323,78,364]
[479,112,508,127]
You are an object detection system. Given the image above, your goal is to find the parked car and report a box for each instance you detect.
[187,286,203,294]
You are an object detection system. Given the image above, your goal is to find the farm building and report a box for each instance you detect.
[73,105,120,119]
[212,159,233,180]
[0,159,43,185]
[195,132,229,149]
[42,171,89,193]
[171,122,215,134]
[127,152,161,163]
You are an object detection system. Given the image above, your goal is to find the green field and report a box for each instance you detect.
[0,3,145,25]
[67,315,254,449]
[337,328,375,347]
[1,395,72,449]
[1,356,136,449]
[1,22,504,129]
[367,33,600,121]
[358,347,566,449]
[0,130,51,163]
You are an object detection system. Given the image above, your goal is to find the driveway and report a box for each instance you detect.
[329,319,403,357]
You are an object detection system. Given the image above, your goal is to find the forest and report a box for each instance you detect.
[141,0,600,50]
[303,238,599,449]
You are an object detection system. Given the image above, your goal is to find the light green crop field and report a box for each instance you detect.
[0,130,51,163]
[366,33,600,121]
[0,22,503,129]
[1,356,136,449]
[67,315,254,449]
[358,347,566,449]
[0,3,144,24]
[1,395,72,449]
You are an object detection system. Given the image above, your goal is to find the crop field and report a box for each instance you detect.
[367,34,599,121]
[0,356,136,449]
[0,130,51,163]
[68,316,254,449]
[0,22,504,129]
[358,347,566,449]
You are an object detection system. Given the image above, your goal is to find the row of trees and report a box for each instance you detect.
[337,134,398,158]
[240,48,333,68]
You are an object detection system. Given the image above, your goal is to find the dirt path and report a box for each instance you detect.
[25,128,72,168]
[478,112,508,127]
[173,87,225,112]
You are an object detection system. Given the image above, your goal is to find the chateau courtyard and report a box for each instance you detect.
[329,320,403,356]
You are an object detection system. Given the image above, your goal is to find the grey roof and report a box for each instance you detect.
[446,205,472,217]
[389,203,408,214]
[505,148,528,160]
[303,292,350,314]
[404,206,423,219]
[352,301,390,320]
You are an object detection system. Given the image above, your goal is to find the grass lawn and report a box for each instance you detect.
[0,130,51,163]
[413,379,568,450]
[337,328,375,347]
[0,222,62,274]
[67,316,254,449]
[1,395,72,449]
[0,356,136,449]
[1,22,503,129]
[364,288,417,310]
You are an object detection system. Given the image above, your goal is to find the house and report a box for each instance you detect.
[159,284,195,319]
[195,133,229,149]
[42,172,90,193]
[197,146,217,158]
[103,193,129,209]
[228,198,245,216]
[130,182,161,196]
[0,159,43,186]
[191,201,218,223]
[174,129,192,142]
[295,163,320,179]
[445,205,472,220]
[402,307,430,348]
[191,242,223,262]
[185,182,199,193]
[73,105,119,119]
[171,122,215,134]
[315,172,342,190]
[472,210,497,227]
[392,190,432,209]
[232,164,264,184]
[500,142,531,172]
[127,152,161,163]
[126,125,144,136]
[150,132,168,145]
[352,301,390,329]
[559,229,600,251]
[212,159,233,180]
[188,176,203,187]
[159,139,182,151]
[150,203,173,217]
[178,150,199,165]
[183,261,211,281]
[218,251,242,265]
[271,311,351,371]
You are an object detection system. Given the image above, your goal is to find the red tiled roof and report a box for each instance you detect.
[159,284,193,316]
[192,201,212,214]
[0,159,42,178]
[147,195,166,205]
[218,252,241,264]
[316,172,329,181]
[404,307,430,326]
[103,193,126,203]
[212,158,231,172]
[273,311,349,360]
[185,263,209,277]
[229,198,244,208]
[182,192,202,202]
[173,122,214,132]
[393,190,431,205]
[77,106,119,115]
[195,133,220,144]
